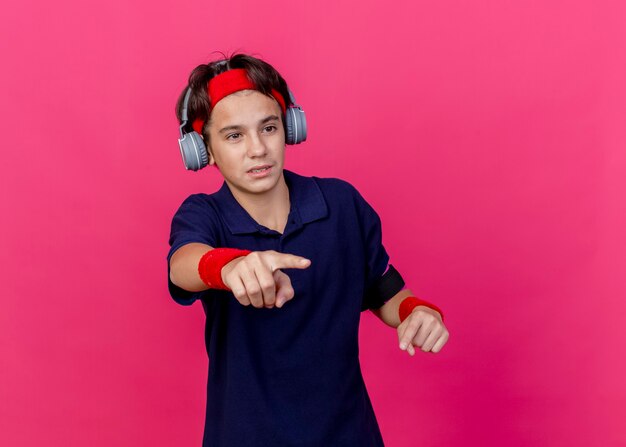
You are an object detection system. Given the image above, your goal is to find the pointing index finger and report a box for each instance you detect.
[269,253,311,271]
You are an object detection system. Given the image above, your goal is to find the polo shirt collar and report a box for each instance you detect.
[215,169,328,235]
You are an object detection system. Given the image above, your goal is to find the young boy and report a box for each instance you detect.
[167,54,449,446]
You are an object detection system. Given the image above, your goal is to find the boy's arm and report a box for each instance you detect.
[371,289,449,355]
[370,288,416,328]
[170,242,215,292]
[170,243,311,308]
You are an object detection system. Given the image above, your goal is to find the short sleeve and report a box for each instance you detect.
[166,194,220,306]
[351,187,393,311]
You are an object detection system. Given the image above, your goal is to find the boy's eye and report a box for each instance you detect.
[226,132,242,141]
[263,125,277,133]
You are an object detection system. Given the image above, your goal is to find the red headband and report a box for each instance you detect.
[191,68,286,134]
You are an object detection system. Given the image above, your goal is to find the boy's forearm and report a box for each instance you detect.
[371,288,444,328]
[370,289,414,328]
[169,243,213,292]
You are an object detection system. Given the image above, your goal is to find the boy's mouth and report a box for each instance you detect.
[247,165,272,174]
[248,165,272,178]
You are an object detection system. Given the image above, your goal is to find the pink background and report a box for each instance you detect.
[1,0,625,445]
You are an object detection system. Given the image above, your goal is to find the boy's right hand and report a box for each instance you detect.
[220,250,311,309]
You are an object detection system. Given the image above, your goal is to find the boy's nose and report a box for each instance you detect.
[247,134,268,157]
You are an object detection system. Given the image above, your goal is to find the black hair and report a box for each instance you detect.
[175,53,292,142]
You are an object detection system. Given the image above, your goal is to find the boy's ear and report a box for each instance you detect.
[199,129,215,166]
[206,144,216,166]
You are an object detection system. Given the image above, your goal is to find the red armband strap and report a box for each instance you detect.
[198,248,252,290]
[399,296,445,323]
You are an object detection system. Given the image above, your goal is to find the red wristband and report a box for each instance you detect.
[399,296,445,323]
[198,248,252,290]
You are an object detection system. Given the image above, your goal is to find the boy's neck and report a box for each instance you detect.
[227,172,291,234]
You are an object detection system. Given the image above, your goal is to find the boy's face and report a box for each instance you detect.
[206,89,286,198]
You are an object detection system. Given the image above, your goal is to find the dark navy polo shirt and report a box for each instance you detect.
[167,170,390,447]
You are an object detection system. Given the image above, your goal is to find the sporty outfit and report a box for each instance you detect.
[167,169,399,446]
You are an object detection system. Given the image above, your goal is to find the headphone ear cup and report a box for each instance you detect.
[285,106,307,145]
[178,131,209,171]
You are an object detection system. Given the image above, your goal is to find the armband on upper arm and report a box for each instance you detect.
[362,264,405,311]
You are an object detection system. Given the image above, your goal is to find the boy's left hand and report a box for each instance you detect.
[398,306,449,355]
